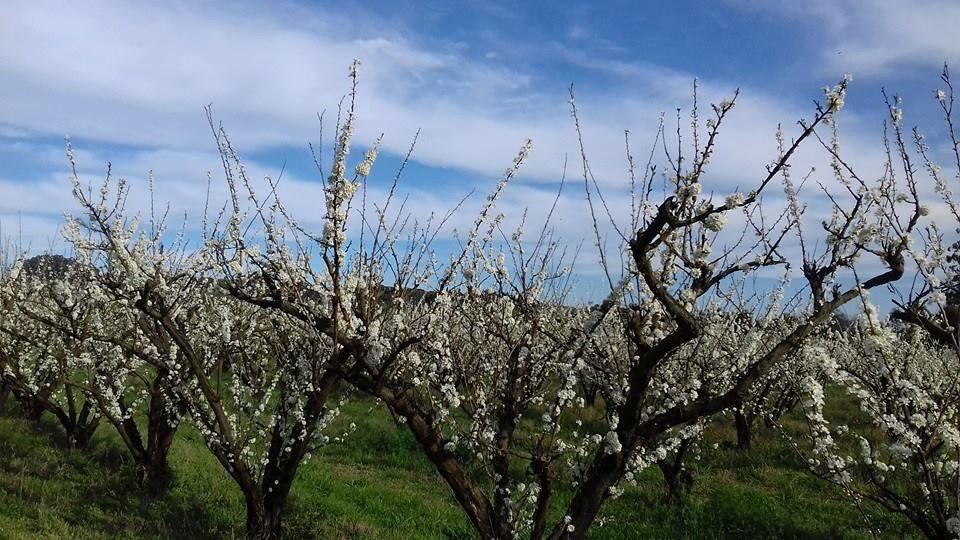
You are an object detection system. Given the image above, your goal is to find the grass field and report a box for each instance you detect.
[0,395,917,539]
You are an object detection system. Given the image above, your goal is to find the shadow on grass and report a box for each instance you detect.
[0,409,235,539]
[0,396,923,540]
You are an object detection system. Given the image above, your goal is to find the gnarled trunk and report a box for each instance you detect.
[244,493,285,540]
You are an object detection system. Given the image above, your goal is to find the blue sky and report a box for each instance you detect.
[1,0,958,307]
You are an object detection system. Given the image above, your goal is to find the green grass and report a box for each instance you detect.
[0,397,918,539]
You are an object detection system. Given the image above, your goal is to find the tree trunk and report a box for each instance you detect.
[405,410,497,539]
[579,381,600,407]
[138,398,178,492]
[58,400,100,449]
[19,396,45,422]
[347,380,498,539]
[0,383,10,410]
[734,409,753,450]
[529,457,553,540]
[658,438,695,502]
[244,491,285,540]
[546,451,622,540]
[137,455,172,494]
[136,427,175,494]
[62,418,99,449]
[658,460,694,502]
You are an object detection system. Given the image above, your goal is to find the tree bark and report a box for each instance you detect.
[345,375,498,539]
[138,388,179,492]
[60,413,99,449]
[734,409,753,450]
[240,475,294,540]
[658,461,694,502]
[658,437,695,502]
[245,492,284,540]
[19,396,45,422]
[135,419,177,492]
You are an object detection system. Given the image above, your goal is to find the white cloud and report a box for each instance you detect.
[0,0,869,187]
[0,0,543,174]
[732,0,960,78]
[0,0,944,306]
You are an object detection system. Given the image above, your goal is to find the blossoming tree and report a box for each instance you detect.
[794,65,960,540]
[62,131,347,534]
[0,255,102,447]
[538,75,918,539]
